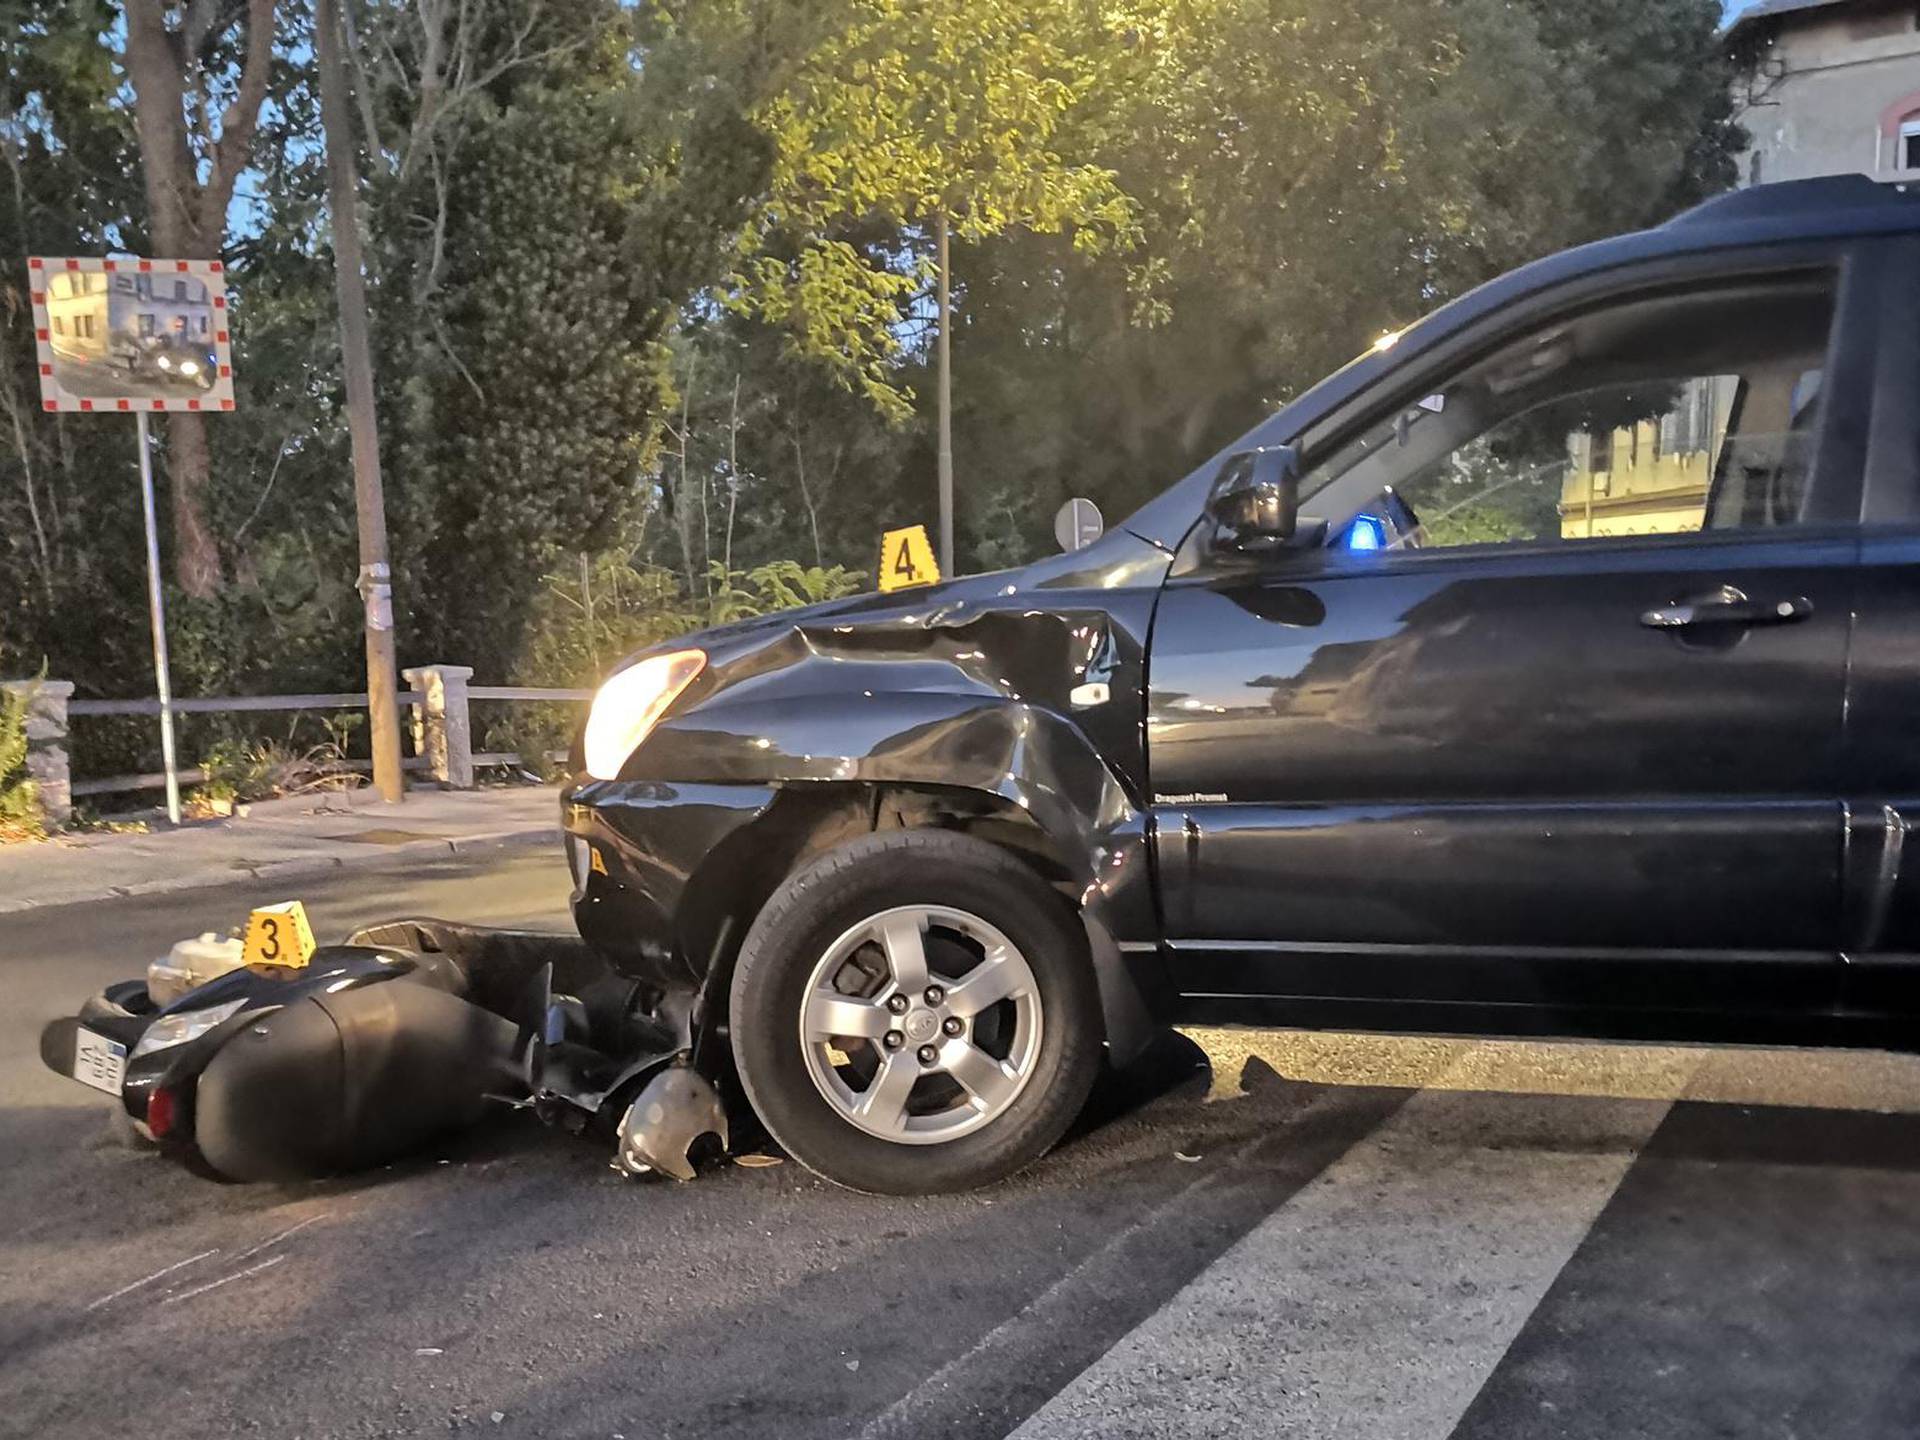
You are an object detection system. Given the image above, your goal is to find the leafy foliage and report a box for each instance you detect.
[0,0,1743,797]
[0,684,41,841]
[192,735,357,809]
[357,0,785,682]
[493,552,864,773]
[519,552,866,690]
[930,0,1745,564]
[739,0,1142,415]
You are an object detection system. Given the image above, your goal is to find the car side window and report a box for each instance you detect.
[1299,273,1838,552]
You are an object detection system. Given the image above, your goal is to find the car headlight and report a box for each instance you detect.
[179,359,200,376]
[582,649,705,780]
[156,354,172,370]
[130,998,249,1059]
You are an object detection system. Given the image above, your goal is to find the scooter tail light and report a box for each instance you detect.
[145,1086,180,1140]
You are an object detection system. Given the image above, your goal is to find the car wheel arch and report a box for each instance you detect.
[674,781,1160,1068]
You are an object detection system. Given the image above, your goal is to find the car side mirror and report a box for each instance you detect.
[1206,446,1306,549]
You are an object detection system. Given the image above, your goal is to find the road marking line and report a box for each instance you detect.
[230,1212,328,1265]
[162,1251,288,1305]
[854,1092,1380,1440]
[85,1248,220,1311]
[1010,1087,1668,1440]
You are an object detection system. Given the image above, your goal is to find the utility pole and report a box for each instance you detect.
[936,209,954,577]
[315,0,404,802]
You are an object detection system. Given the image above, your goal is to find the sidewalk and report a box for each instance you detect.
[0,784,563,915]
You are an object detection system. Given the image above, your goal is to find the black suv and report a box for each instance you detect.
[564,176,1920,1193]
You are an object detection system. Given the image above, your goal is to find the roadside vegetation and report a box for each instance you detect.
[0,684,41,843]
[1,0,1743,787]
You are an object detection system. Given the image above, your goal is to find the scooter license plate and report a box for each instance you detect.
[72,1027,128,1095]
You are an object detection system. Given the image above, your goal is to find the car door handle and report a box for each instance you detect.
[1640,587,1813,630]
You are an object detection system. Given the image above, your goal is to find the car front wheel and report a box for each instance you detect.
[728,830,1101,1194]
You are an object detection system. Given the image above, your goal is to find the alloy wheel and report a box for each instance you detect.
[796,904,1043,1144]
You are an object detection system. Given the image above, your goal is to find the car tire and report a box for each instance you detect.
[729,829,1102,1195]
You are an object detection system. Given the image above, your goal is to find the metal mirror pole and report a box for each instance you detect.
[134,411,182,825]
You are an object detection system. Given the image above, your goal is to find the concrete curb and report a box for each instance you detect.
[0,825,562,916]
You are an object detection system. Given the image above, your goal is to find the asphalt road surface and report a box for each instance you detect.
[47,354,209,401]
[5,848,1920,1439]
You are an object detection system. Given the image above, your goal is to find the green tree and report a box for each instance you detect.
[0,0,1751,790]
[935,0,1744,567]
[0,683,39,841]
[352,0,784,680]
[0,0,150,681]
[741,0,1145,569]
[120,0,280,597]
[743,0,1138,412]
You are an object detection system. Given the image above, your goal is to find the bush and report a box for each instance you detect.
[190,735,360,814]
[0,685,42,842]
[487,554,867,776]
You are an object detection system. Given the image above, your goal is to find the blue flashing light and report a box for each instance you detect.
[1345,515,1387,552]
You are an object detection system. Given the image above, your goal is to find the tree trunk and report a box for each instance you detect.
[792,431,822,569]
[723,374,740,581]
[163,413,223,597]
[120,0,278,600]
[673,378,696,596]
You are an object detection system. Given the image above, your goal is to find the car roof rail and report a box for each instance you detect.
[1666,175,1917,228]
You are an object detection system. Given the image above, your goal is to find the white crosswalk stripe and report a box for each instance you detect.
[1011,1084,1670,1440]
[1006,1028,1920,1438]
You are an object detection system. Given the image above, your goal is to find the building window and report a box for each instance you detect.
[1902,118,1920,172]
[1588,429,1613,477]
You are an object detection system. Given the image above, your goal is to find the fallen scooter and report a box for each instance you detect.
[38,913,729,1182]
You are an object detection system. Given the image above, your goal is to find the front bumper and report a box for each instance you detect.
[562,779,779,986]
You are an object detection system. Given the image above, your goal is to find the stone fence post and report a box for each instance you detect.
[400,664,475,789]
[2,679,75,829]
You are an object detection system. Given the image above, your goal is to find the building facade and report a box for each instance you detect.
[1558,380,1737,539]
[1549,1,1908,538]
[1728,0,1920,185]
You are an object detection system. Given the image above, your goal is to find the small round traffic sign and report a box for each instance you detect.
[1054,497,1104,553]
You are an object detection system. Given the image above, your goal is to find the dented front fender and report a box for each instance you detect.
[564,530,1177,1051]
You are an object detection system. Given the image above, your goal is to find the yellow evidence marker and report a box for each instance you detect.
[241,900,318,970]
[877,524,941,593]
